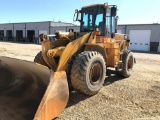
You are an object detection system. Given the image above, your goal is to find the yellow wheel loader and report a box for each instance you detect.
[0,3,135,120]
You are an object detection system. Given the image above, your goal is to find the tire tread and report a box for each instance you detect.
[71,51,106,95]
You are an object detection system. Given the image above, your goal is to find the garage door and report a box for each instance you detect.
[158,39,160,52]
[129,30,151,51]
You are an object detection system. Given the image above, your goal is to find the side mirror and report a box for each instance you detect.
[111,6,117,16]
[115,16,119,24]
[115,16,119,33]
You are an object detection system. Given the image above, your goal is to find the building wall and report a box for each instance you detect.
[118,24,160,43]
[117,25,125,34]
[50,26,67,33]
[50,22,74,27]
[66,26,80,32]
[127,25,160,42]
[118,24,160,52]
[26,22,50,37]
[0,24,13,36]
[0,22,79,43]
[127,25,158,52]
[14,23,26,37]
[50,26,80,34]
[0,21,75,38]
[0,24,13,30]
[0,22,160,52]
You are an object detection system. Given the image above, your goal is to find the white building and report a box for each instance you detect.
[0,21,80,43]
[0,22,160,52]
[117,24,160,52]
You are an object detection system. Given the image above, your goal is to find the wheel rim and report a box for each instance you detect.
[89,63,102,85]
[127,56,133,70]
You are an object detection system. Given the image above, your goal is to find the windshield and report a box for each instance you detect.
[80,6,104,32]
[79,5,116,37]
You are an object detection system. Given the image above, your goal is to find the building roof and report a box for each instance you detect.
[118,23,160,26]
[0,21,74,25]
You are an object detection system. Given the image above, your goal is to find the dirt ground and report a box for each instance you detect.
[0,41,160,120]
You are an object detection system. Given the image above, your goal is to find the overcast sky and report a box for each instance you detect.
[0,0,160,24]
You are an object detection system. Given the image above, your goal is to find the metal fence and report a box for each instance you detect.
[0,37,40,44]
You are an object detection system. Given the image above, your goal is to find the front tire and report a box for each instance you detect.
[71,51,106,95]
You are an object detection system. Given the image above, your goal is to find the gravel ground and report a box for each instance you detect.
[0,41,160,120]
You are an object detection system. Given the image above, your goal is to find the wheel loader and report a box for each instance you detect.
[0,3,135,120]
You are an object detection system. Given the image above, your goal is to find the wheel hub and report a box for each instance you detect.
[127,56,133,70]
[89,63,102,85]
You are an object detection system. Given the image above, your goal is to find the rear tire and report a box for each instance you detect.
[34,51,42,63]
[120,50,134,78]
[71,51,106,95]
[34,51,48,67]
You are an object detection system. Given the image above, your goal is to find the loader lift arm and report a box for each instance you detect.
[34,32,91,120]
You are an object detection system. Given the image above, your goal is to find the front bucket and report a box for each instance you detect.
[34,71,69,120]
[0,56,69,120]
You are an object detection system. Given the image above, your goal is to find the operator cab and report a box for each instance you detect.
[74,3,118,38]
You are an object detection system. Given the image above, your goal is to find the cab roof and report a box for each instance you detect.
[82,4,104,9]
[82,4,111,9]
